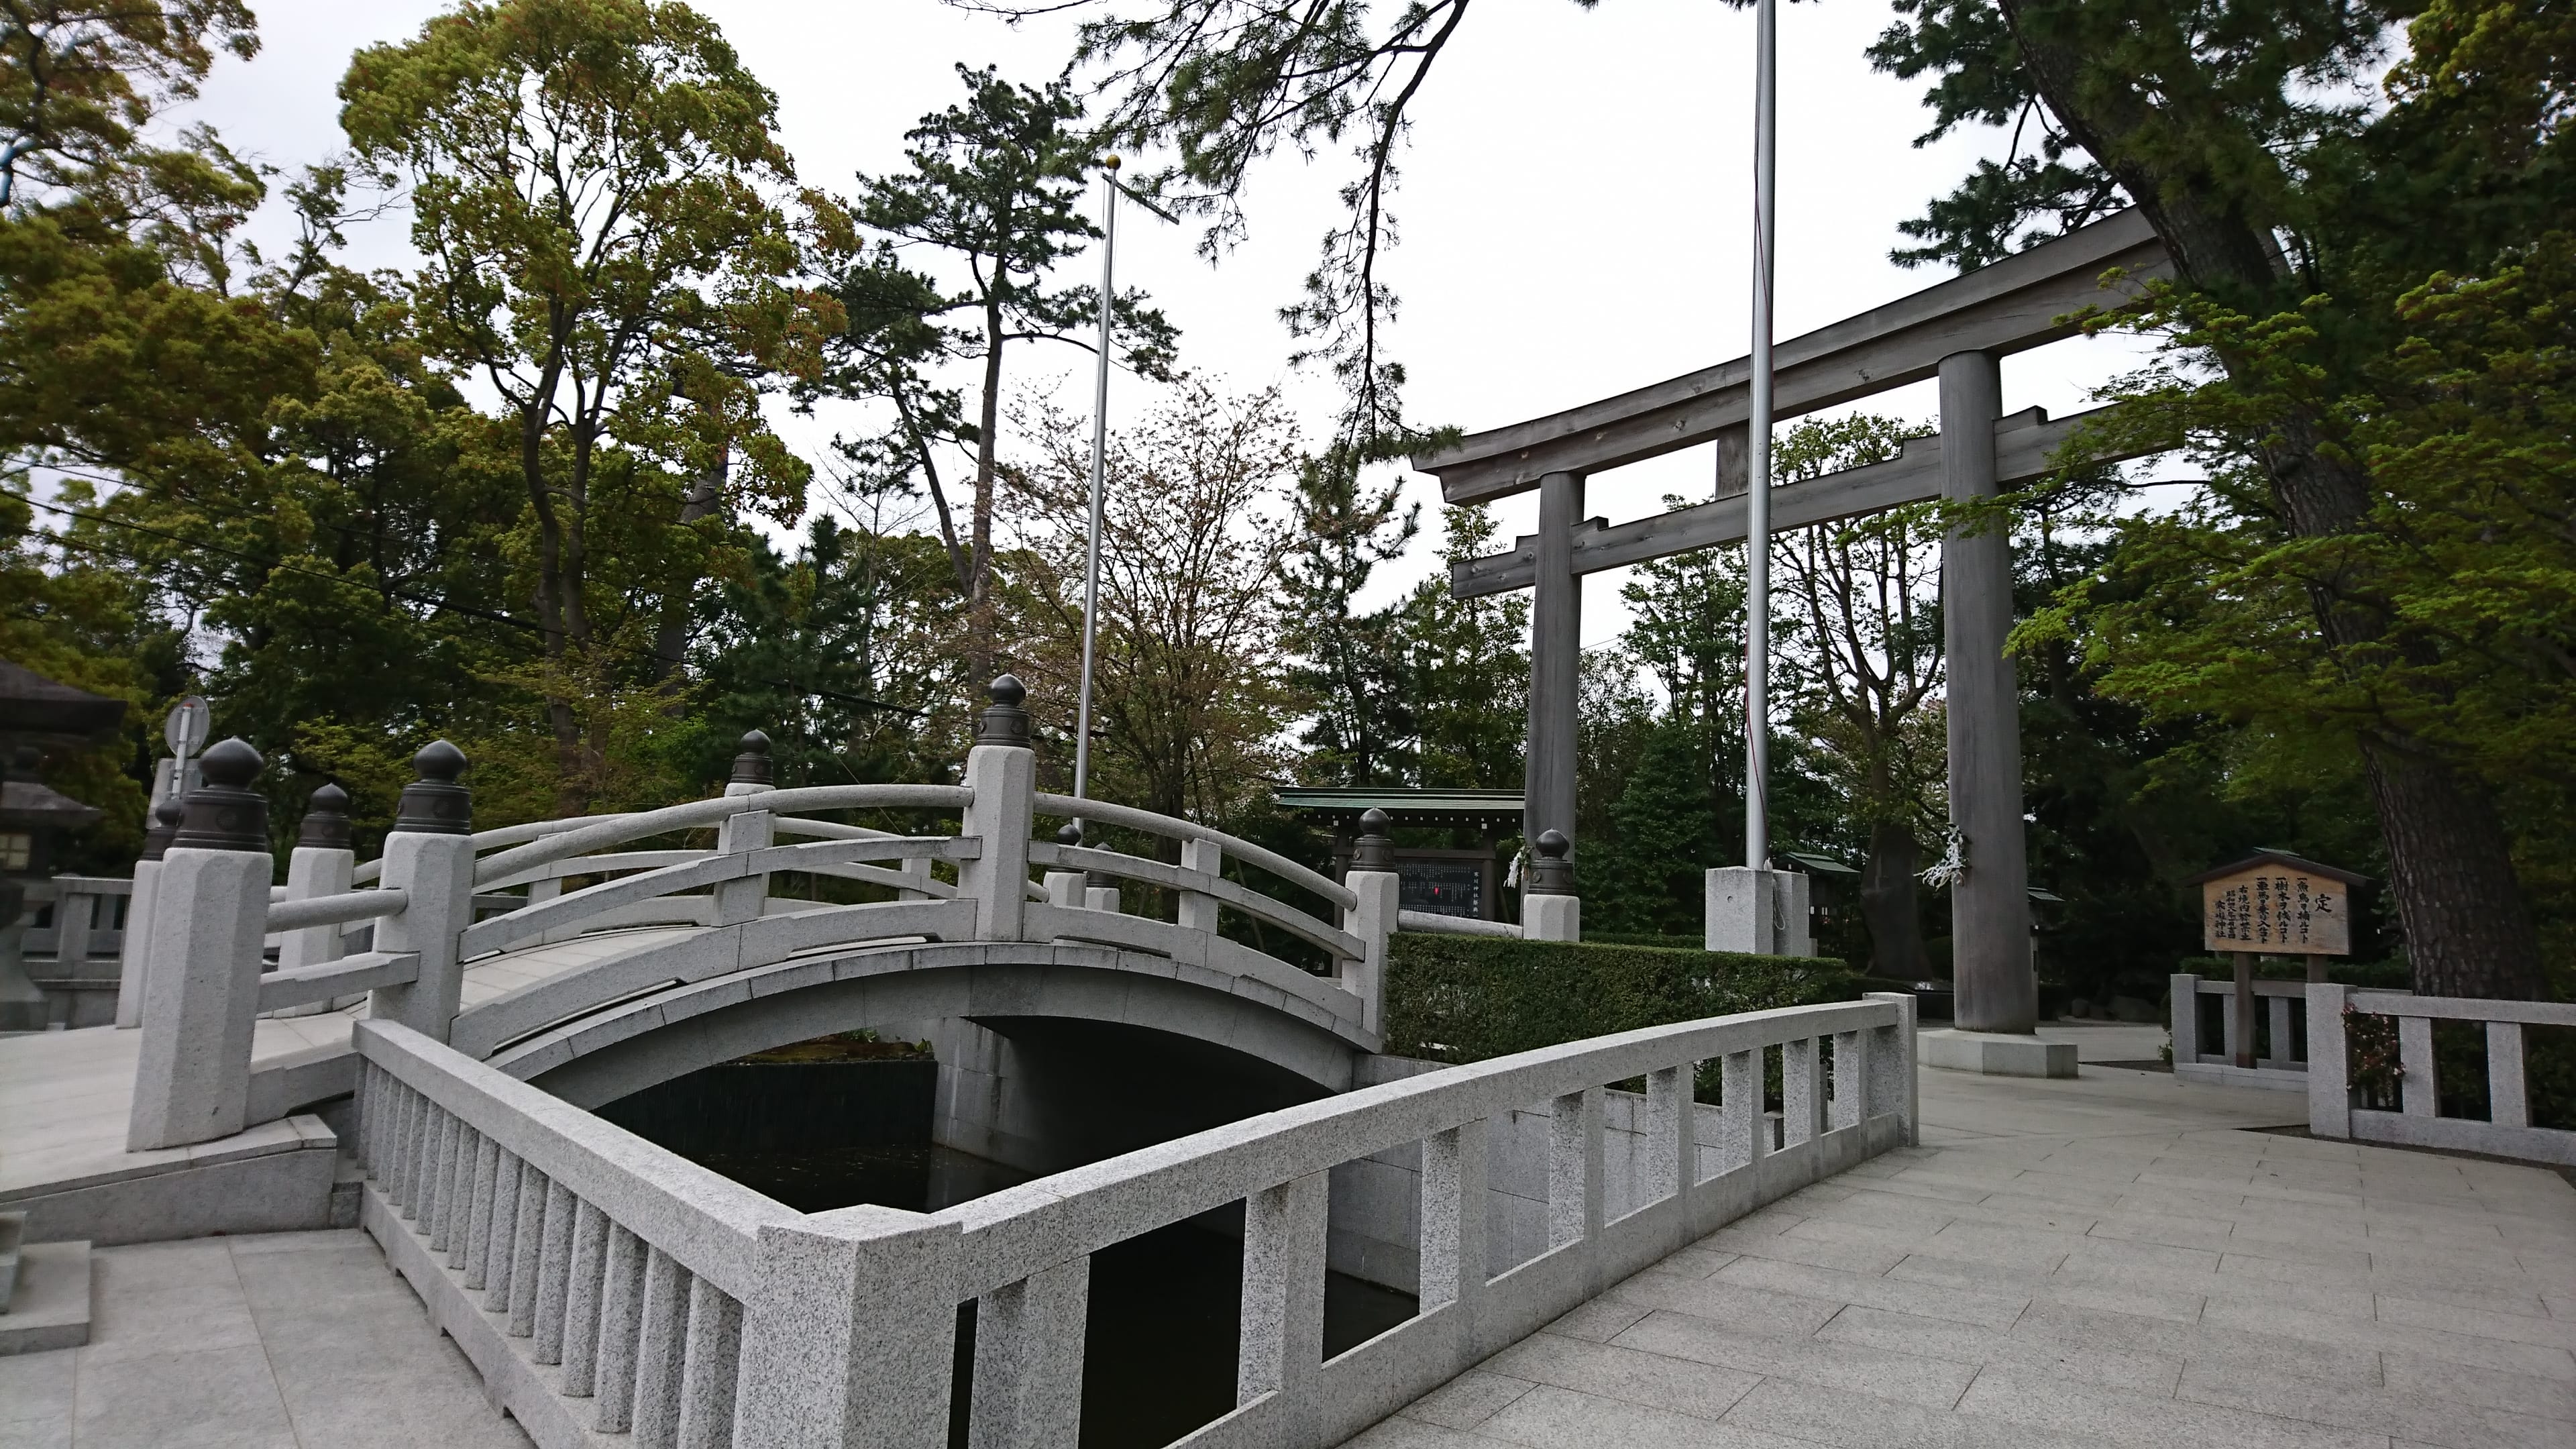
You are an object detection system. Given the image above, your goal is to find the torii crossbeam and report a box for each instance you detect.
[1411,209,2174,1036]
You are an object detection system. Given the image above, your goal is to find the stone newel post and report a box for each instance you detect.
[1343,810,1399,1035]
[958,677,1034,943]
[112,797,182,1030]
[370,743,476,1040]
[274,782,359,1016]
[724,729,776,798]
[1044,822,1087,908]
[127,739,274,1150]
[1521,828,1582,943]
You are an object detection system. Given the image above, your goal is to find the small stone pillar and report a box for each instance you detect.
[724,729,776,797]
[278,782,355,971]
[714,802,774,926]
[370,743,476,1040]
[1344,810,1400,1035]
[1044,821,1087,908]
[1521,829,1580,943]
[127,739,274,1150]
[958,678,1034,942]
[113,798,182,1030]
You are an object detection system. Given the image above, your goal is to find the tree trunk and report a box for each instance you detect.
[2000,0,2544,1001]
[1860,819,1929,980]
[519,397,587,818]
[651,440,730,693]
[969,296,1006,686]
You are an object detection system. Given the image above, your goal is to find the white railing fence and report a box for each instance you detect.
[2170,971,2322,1090]
[123,678,1475,1149]
[349,992,1917,1449]
[2307,983,2576,1167]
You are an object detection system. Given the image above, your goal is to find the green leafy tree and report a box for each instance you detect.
[853,64,1177,680]
[1278,450,1418,788]
[1873,0,2571,997]
[1005,378,1299,824]
[691,515,967,789]
[1067,0,1476,456]
[0,0,256,211]
[339,0,837,811]
[1397,506,1527,790]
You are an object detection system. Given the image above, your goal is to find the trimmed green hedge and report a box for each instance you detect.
[1382,933,1857,1067]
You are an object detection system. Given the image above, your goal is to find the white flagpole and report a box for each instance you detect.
[1744,0,1778,869]
[1073,157,1119,823]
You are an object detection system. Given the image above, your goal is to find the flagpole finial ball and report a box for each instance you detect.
[1103,154,1121,171]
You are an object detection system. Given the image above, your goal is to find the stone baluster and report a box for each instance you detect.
[1521,829,1580,942]
[676,1275,746,1449]
[113,798,182,1029]
[1782,1037,1823,1148]
[1546,1087,1604,1261]
[1829,1028,1865,1131]
[958,678,1034,944]
[126,739,275,1150]
[969,1258,1091,1448]
[533,1181,578,1362]
[52,882,95,974]
[1236,1171,1328,1430]
[273,782,357,1016]
[593,1224,651,1433]
[371,743,476,1042]
[1417,1120,1489,1320]
[631,1247,691,1448]
[1342,810,1399,1036]
[1720,1049,1766,1172]
[560,1202,612,1393]
[2489,1020,2530,1130]
[1646,1063,1695,1205]
[2399,1014,2437,1118]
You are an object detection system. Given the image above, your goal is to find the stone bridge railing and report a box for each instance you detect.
[120,678,1458,1151]
[349,990,1917,1449]
[2306,983,2576,1167]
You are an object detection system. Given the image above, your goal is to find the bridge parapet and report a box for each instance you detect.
[348,990,1916,1448]
[123,678,1433,1146]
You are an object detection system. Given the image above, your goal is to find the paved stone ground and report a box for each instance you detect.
[1350,1024,2576,1449]
[0,1230,529,1449]
[9,1025,2570,1448]
[0,929,680,1209]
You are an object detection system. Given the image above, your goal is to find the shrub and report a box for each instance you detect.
[1382,934,1856,1066]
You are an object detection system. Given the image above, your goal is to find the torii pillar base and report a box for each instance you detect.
[1919,1028,2077,1079]
[1705,867,1813,957]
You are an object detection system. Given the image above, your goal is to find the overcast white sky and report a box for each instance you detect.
[173,0,2162,650]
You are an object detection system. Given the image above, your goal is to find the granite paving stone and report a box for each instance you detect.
[4,1229,529,1449]
[1344,1024,2575,1449]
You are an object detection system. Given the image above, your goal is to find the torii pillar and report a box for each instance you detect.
[1524,470,1583,855]
[1930,351,2070,1074]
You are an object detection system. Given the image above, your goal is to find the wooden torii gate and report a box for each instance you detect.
[1412,209,2172,1037]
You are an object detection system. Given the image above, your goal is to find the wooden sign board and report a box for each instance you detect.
[2200,859,2353,955]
